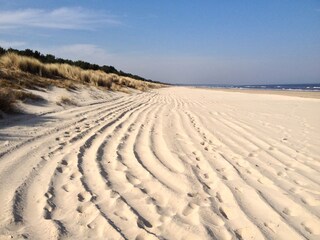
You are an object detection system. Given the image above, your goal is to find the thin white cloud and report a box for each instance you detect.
[0,40,26,48]
[0,7,121,30]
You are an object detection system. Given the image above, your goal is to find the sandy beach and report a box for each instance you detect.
[0,86,319,240]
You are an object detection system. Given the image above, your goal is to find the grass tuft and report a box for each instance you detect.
[0,88,16,113]
[0,88,43,113]
[58,96,77,106]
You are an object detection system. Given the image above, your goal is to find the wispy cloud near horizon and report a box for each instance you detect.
[0,7,121,30]
[0,40,26,48]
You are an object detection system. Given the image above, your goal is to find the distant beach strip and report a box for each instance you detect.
[178,83,320,91]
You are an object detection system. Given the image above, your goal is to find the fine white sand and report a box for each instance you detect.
[0,87,319,240]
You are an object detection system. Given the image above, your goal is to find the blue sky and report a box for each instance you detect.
[0,0,319,84]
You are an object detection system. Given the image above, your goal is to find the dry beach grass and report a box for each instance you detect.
[0,53,163,113]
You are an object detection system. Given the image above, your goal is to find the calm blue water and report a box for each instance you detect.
[179,83,320,91]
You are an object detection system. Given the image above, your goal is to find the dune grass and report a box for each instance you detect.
[0,88,43,113]
[0,52,162,91]
[57,96,77,106]
[0,52,164,113]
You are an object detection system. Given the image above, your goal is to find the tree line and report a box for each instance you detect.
[0,46,163,84]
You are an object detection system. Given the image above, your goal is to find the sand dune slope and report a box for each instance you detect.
[0,87,319,240]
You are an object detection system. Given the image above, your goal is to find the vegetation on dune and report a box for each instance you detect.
[57,96,77,106]
[0,46,166,113]
[0,46,163,84]
[0,52,162,90]
[0,87,43,113]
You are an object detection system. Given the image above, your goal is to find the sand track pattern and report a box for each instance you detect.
[0,87,319,240]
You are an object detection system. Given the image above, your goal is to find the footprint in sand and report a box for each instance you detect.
[282,207,297,216]
[182,203,198,216]
[277,171,287,177]
[44,191,53,199]
[76,205,83,213]
[58,141,67,146]
[191,160,200,168]
[62,184,72,192]
[61,159,68,166]
[41,155,49,161]
[70,172,81,180]
[180,203,200,225]
[76,204,90,214]
[56,165,69,174]
[222,174,233,181]
[155,205,165,215]
[301,221,320,235]
[301,197,319,206]
[64,131,70,137]
[43,203,54,219]
[235,228,255,240]
[87,222,96,229]
[263,222,278,233]
[187,192,198,198]
[77,192,91,202]
[248,152,258,157]
[293,179,306,186]
[192,150,201,156]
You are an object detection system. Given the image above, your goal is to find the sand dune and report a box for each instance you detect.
[0,87,319,240]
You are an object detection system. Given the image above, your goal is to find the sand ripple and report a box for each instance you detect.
[0,87,319,240]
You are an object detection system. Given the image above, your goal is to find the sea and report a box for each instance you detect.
[180,83,320,91]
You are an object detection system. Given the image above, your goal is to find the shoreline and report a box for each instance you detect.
[188,86,320,99]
